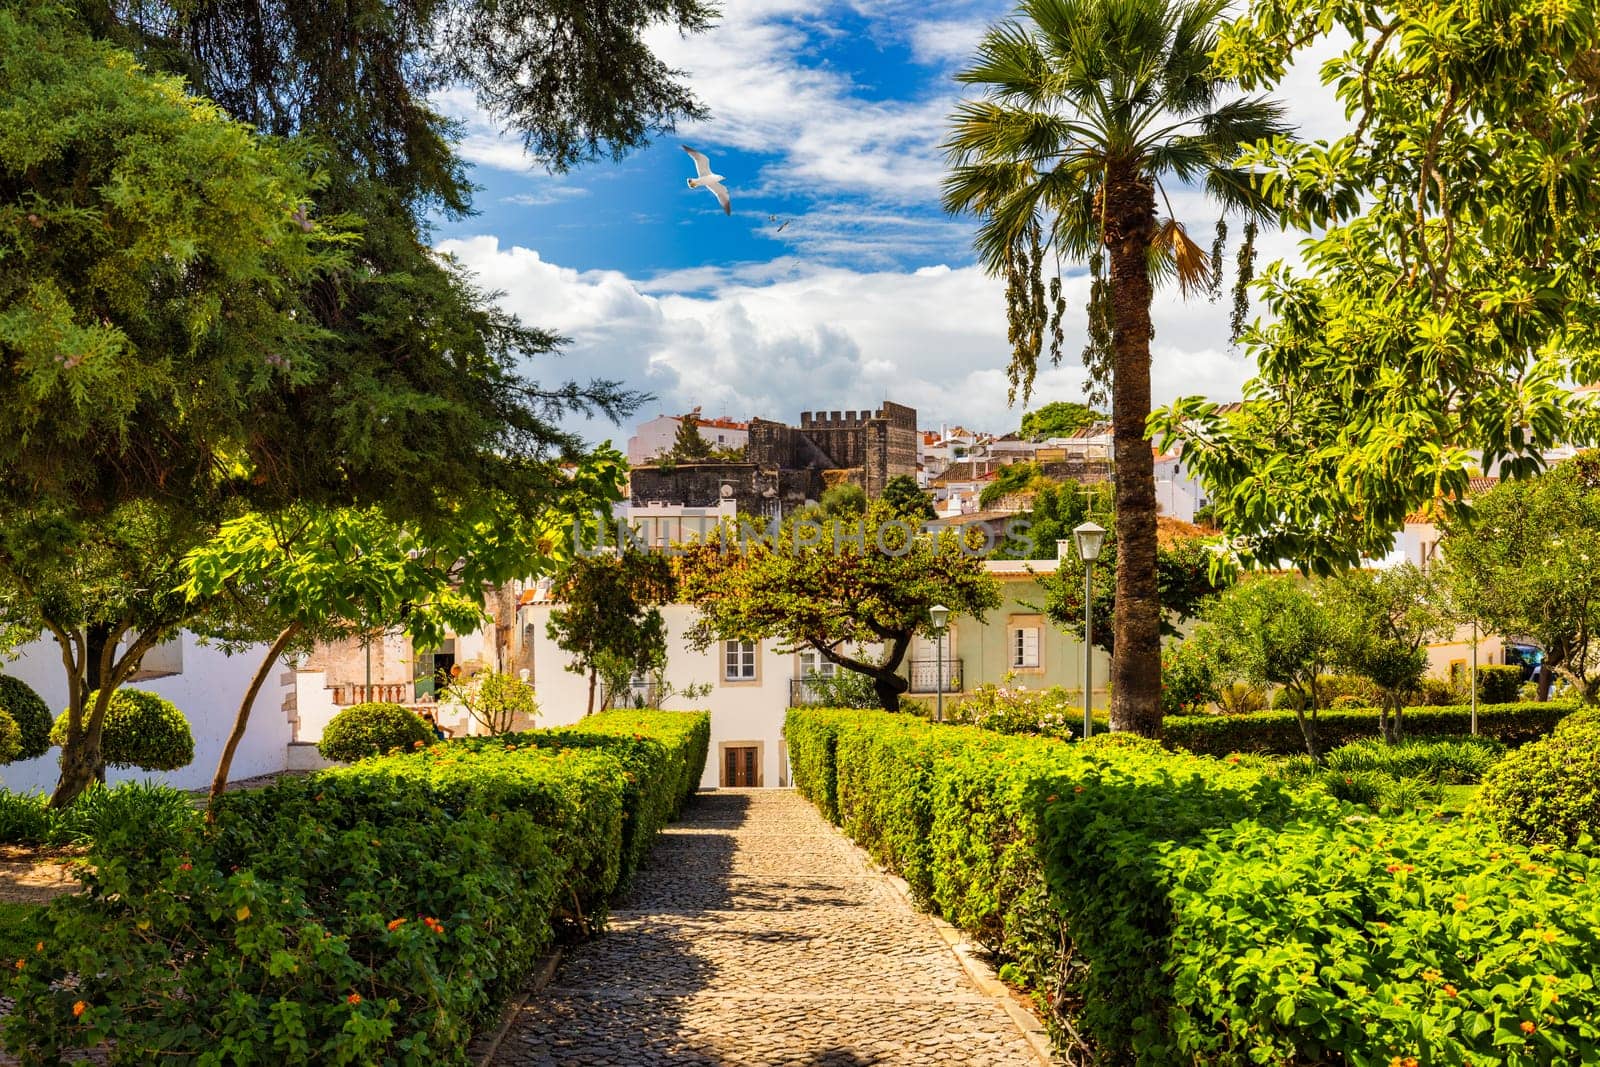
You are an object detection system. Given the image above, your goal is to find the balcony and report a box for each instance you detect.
[906,658,961,694]
[789,675,837,707]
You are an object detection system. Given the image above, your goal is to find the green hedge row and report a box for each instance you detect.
[787,708,1600,1065]
[4,710,709,1065]
[1164,700,1575,755]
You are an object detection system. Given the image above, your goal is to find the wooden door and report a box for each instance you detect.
[723,746,758,787]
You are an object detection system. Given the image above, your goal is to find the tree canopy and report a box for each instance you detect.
[1044,532,1233,654]
[546,550,678,714]
[1323,564,1453,740]
[677,504,1001,710]
[1158,1,1600,573]
[880,475,936,521]
[1018,402,1104,441]
[1443,453,1600,704]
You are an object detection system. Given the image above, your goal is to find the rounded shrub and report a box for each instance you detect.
[1479,722,1600,849]
[50,689,195,771]
[0,707,20,765]
[1554,706,1600,737]
[318,702,433,763]
[1474,664,1524,705]
[0,675,52,759]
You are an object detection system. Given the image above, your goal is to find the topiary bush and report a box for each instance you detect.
[317,701,432,763]
[1270,674,1378,710]
[1475,663,1525,705]
[49,689,194,771]
[1480,721,1600,849]
[0,708,20,766]
[1554,705,1600,737]
[0,676,52,760]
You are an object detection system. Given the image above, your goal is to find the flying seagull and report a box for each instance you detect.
[682,146,731,215]
[768,214,791,233]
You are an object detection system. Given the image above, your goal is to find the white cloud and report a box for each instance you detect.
[441,235,1257,440]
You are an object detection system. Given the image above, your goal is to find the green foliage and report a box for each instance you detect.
[1481,722,1600,851]
[1160,640,1219,715]
[0,902,45,977]
[1269,675,1379,710]
[991,481,1111,561]
[790,708,1600,1064]
[678,503,1001,710]
[0,708,18,765]
[50,689,193,772]
[547,550,675,711]
[1476,665,1526,706]
[1165,701,1574,757]
[1319,736,1505,786]
[1323,564,1453,734]
[0,782,198,846]
[0,676,51,760]
[949,681,1083,737]
[447,671,539,736]
[316,702,433,763]
[1444,455,1600,704]
[1555,706,1600,738]
[666,412,713,460]
[1045,531,1234,653]
[1017,401,1104,441]
[817,483,867,518]
[0,791,51,844]
[1157,6,1600,573]
[978,461,1048,509]
[793,670,881,709]
[2,712,708,1063]
[879,475,936,521]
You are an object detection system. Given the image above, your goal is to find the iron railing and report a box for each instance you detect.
[789,675,838,707]
[907,658,962,694]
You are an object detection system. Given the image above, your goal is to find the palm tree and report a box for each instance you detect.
[944,0,1286,736]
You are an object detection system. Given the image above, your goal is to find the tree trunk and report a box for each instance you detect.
[51,685,115,808]
[1537,664,1554,702]
[1103,166,1163,737]
[1292,707,1320,762]
[814,633,913,712]
[207,623,301,823]
[586,667,597,715]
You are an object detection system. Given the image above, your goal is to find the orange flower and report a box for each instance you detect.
[1540,930,1558,943]
[347,992,362,1005]
[1443,985,1458,998]
[412,740,425,748]
[72,1001,86,1018]
[387,918,407,932]
[1422,969,1441,983]
[34,942,42,953]
[1521,1021,1536,1035]
[13,959,22,971]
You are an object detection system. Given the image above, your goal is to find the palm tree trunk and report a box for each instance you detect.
[1103,166,1164,737]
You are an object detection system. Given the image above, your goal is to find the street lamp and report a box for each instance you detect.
[1072,521,1107,740]
[929,603,950,723]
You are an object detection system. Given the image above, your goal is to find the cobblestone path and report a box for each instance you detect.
[490,789,1046,1067]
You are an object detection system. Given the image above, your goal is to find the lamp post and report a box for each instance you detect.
[1072,521,1107,740]
[930,603,950,723]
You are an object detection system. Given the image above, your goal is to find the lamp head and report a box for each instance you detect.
[1073,521,1108,562]
[929,603,950,630]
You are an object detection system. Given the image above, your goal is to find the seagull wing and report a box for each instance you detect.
[682,145,713,178]
[703,179,731,215]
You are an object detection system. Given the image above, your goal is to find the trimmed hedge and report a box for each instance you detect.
[317,701,433,762]
[1164,700,1576,756]
[49,688,195,770]
[0,675,51,760]
[1480,720,1600,850]
[0,708,18,765]
[4,711,709,1064]
[787,708,1600,1065]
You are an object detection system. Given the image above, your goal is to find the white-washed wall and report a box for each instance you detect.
[0,633,291,795]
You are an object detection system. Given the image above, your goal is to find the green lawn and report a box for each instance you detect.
[0,900,47,963]
[1436,784,1479,813]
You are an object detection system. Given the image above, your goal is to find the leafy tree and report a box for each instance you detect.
[1323,565,1454,741]
[677,503,1001,710]
[1195,575,1339,758]
[1158,2,1600,572]
[978,462,1049,510]
[667,412,713,461]
[995,482,1114,561]
[445,671,539,736]
[546,551,677,714]
[1018,401,1104,441]
[880,475,936,521]
[1045,533,1234,653]
[817,484,868,518]
[944,0,1288,736]
[1442,454,1600,705]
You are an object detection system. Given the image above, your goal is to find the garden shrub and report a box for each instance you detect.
[0,675,52,760]
[0,707,18,765]
[1165,700,1573,756]
[1320,735,1505,785]
[1476,663,1525,705]
[3,711,709,1064]
[0,790,50,844]
[317,701,433,762]
[1270,674,1378,710]
[1554,705,1600,737]
[49,689,195,771]
[46,781,196,848]
[1480,721,1600,850]
[790,707,1600,1064]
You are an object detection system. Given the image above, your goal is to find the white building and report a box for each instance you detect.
[0,631,292,795]
[626,412,749,466]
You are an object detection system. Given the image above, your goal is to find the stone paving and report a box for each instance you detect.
[491,789,1046,1067]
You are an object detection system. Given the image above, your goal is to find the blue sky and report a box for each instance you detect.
[431,0,1343,447]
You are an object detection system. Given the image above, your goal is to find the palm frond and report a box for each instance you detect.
[1152,217,1211,297]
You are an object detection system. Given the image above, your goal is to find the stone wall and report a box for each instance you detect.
[629,462,817,518]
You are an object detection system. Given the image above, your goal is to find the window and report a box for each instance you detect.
[1010,624,1041,670]
[724,640,758,682]
[797,650,836,679]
